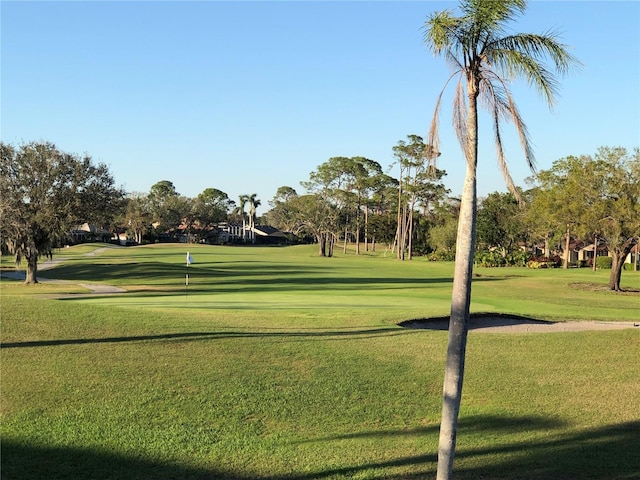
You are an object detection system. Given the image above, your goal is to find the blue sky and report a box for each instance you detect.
[2,1,639,212]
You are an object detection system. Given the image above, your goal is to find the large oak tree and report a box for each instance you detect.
[1,141,124,283]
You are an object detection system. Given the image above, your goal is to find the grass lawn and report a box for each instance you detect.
[1,243,639,479]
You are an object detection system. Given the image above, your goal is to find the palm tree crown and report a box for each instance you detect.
[424,0,579,198]
[248,193,261,229]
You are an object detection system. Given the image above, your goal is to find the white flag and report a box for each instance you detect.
[186,252,193,265]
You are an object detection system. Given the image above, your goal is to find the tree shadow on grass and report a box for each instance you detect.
[0,326,417,349]
[284,416,640,480]
[43,261,506,295]
[0,440,248,480]
[3,416,637,479]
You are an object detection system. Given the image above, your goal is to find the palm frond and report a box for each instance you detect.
[427,70,463,167]
[487,32,581,108]
[502,85,535,172]
[452,76,469,162]
[479,76,522,203]
[462,0,527,26]
[493,121,522,204]
[423,10,461,56]
[479,71,535,204]
[427,92,443,167]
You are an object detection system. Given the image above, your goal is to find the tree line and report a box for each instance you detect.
[113,134,454,259]
[1,140,637,289]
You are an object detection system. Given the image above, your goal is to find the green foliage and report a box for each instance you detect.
[428,250,456,262]
[477,192,525,253]
[475,249,528,267]
[596,256,613,269]
[193,188,233,228]
[475,250,507,267]
[0,141,124,282]
[427,215,458,254]
[367,211,398,246]
[528,147,640,288]
[392,135,447,260]
[526,255,562,269]
[506,249,529,267]
[527,260,550,269]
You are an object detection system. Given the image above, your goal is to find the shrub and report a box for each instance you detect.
[476,250,507,267]
[596,256,613,269]
[527,260,544,269]
[506,250,529,267]
[428,250,456,262]
[526,255,558,269]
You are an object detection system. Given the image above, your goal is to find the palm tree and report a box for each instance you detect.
[423,1,578,478]
[247,194,261,243]
[238,194,249,241]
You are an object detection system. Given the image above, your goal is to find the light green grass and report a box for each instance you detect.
[8,243,637,321]
[1,244,639,479]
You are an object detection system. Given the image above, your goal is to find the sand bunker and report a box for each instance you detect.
[399,314,640,333]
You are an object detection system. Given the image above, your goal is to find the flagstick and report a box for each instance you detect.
[185,251,192,300]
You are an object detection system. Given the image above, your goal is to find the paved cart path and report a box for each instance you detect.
[1,247,126,294]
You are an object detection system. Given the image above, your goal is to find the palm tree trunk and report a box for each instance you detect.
[396,173,406,260]
[437,162,477,480]
[356,198,361,255]
[401,201,410,260]
[407,194,416,260]
[364,205,369,252]
[436,90,479,480]
[563,224,571,269]
[343,227,348,254]
[242,215,246,242]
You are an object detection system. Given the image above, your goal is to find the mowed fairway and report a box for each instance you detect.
[1,244,639,479]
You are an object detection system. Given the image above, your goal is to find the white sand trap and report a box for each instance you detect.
[399,314,640,333]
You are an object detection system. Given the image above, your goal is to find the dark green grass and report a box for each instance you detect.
[1,244,639,479]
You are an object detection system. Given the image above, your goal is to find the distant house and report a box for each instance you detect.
[215,223,286,245]
[216,223,245,243]
[577,240,608,264]
[553,238,583,265]
[629,244,640,268]
[71,223,112,243]
[112,231,137,246]
[570,239,638,268]
[251,225,287,244]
